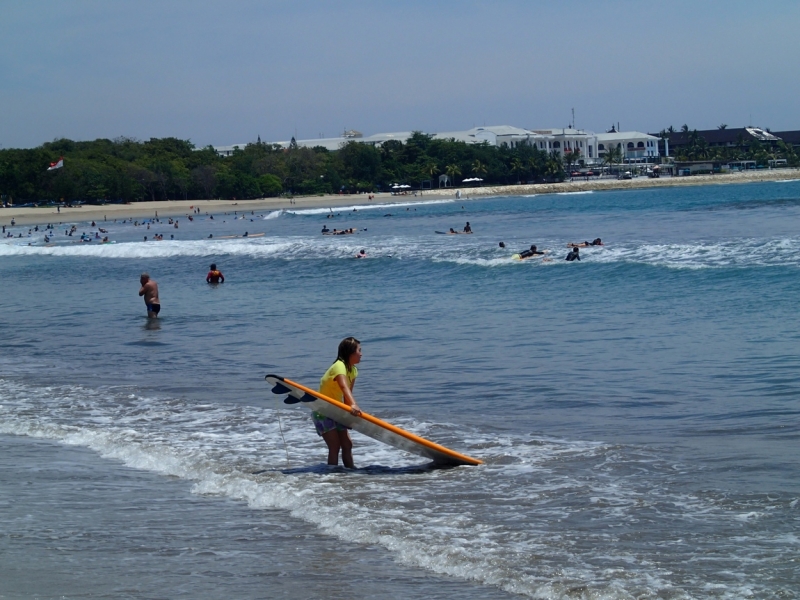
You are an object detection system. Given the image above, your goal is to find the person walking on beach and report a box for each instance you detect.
[316,337,363,468]
[206,263,224,284]
[138,273,161,318]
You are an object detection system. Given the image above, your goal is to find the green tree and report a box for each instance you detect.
[445,163,462,185]
[602,145,623,173]
[562,149,581,176]
[471,159,487,177]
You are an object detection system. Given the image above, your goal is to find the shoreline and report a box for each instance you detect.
[3,168,799,227]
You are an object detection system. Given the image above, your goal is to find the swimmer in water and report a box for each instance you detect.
[565,247,581,261]
[206,263,225,284]
[356,249,367,258]
[138,273,161,318]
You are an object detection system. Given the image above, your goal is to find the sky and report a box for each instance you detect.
[1,0,799,149]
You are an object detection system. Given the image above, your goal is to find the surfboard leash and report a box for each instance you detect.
[275,395,291,468]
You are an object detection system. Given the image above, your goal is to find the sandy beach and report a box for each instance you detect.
[3,167,799,227]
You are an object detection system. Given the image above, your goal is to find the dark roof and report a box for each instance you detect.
[773,131,800,144]
[648,127,783,146]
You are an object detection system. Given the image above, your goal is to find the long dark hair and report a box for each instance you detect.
[336,337,360,373]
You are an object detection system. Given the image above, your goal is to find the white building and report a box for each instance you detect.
[528,128,598,161]
[212,126,661,164]
[595,130,660,162]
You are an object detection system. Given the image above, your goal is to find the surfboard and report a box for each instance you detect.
[217,233,266,239]
[512,252,548,260]
[265,375,482,466]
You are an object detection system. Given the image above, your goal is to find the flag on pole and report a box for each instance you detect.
[47,157,64,171]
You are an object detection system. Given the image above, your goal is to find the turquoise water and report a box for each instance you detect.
[1,182,798,598]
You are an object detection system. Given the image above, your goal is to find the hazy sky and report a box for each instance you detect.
[2,0,799,149]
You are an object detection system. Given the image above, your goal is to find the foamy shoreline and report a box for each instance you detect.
[3,168,799,227]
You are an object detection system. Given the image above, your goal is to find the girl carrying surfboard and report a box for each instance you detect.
[316,337,363,468]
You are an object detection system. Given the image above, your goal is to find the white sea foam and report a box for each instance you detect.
[591,238,800,269]
[5,233,799,271]
[285,199,454,215]
[0,377,789,599]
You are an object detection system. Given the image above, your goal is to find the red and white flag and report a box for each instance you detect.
[47,157,64,171]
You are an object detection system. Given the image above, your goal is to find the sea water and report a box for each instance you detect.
[0,182,798,599]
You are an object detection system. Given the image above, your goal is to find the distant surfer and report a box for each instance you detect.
[463,222,472,233]
[138,273,161,318]
[206,263,225,284]
[356,249,367,258]
[568,238,603,248]
[518,245,546,259]
[565,247,581,261]
[316,337,363,468]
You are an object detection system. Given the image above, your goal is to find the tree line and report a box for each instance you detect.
[0,133,567,203]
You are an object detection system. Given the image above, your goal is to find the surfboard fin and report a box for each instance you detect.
[271,383,292,395]
[283,393,317,404]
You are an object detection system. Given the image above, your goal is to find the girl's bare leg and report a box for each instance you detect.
[338,430,354,468]
[321,430,342,465]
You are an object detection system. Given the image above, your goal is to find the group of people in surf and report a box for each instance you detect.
[11,208,267,247]
[445,222,473,234]
[498,237,603,261]
[321,226,361,235]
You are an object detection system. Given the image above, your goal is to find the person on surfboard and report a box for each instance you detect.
[316,337,362,468]
[518,245,546,259]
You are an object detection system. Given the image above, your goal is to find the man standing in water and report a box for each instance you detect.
[138,273,160,318]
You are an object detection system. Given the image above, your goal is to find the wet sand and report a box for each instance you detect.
[3,168,799,227]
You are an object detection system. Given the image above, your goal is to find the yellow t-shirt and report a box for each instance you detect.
[319,360,357,403]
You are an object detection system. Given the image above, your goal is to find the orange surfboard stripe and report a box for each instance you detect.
[281,377,483,465]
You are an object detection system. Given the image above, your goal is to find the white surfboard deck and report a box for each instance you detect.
[266,375,482,466]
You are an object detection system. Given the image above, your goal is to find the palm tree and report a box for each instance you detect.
[717,123,728,130]
[562,149,581,177]
[602,145,623,174]
[545,151,565,181]
[424,162,438,178]
[471,159,487,178]
[445,163,461,186]
[510,158,525,183]
[527,153,545,181]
